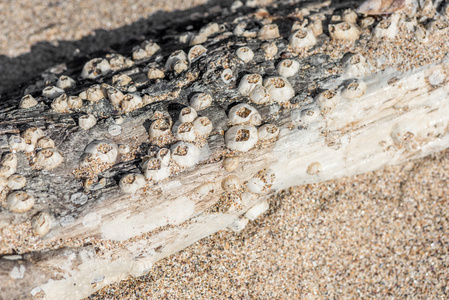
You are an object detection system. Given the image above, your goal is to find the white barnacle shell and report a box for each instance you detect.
[329,22,361,41]
[342,9,358,24]
[236,47,254,63]
[79,114,97,130]
[121,94,143,113]
[315,89,342,110]
[81,58,111,79]
[81,85,106,102]
[179,106,198,123]
[188,45,207,63]
[56,75,76,90]
[233,22,247,36]
[263,76,295,103]
[276,59,300,78]
[9,135,34,153]
[51,93,69,113]
[1,153,18,169]
[193,117,213,136]
[193,182,217,200]
[157,148,171,166]
[35,148,64,170]
[238,74,263,96]
[165,50,188,71]
[81,140,118,165]
[67,96,83,110]
[373,14,400,39]
[225,125,258,152]
[7,174,26,190]
[0,165,15,178]
[22,127,45,145]
[142,158,171,182]
[19,95,38,109]
[173,122,196,142]
[245,200,269,220]
[295,105,321,125]
[32,212,52,236]
[222,156,239,172]
[247,177,265,194]
[289,29,317,49]
[173,59,189,74]
[106,86,125,106]
[36,137,55,149]
[341,53,368,78]
[257,124,279,141]
[149,118,172,139]
[309,20,323,37]
[133,41,160,60]
[143,41,161,56]
[291,20,306,32]
[6,191,35,213]
[112,73,133,88]
[307,162,322,175]
[341,79,367,100]
[170,142,200,168]
[258,24,280,40]
[8,135,25,152]
[119,173,146,194]
[221,175,241,191]
[147,68,165,80]
[42,86,64,99]
[360,16,376,29]
[228,103,262,126]
[189,33,207,46]
[189,93,212,111]
[106,53,134,71]
[249,85,271,105]
[260,42,278,58]
[221,69,234,83]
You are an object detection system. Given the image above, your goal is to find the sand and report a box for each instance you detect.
[1,0,448,299]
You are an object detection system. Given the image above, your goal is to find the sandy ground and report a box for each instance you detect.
[1,0,448,299]
[0,0,209,57]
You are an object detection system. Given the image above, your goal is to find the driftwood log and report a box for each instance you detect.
[1,0,449,299]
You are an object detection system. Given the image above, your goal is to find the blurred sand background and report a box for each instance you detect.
[1,0,448,298]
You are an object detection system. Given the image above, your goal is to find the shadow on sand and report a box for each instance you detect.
[0,0,233,98]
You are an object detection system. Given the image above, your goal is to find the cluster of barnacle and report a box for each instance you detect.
[1,127,62,236]
[120,96,215,194]
[10,0,447,239]
[225,102,279,152]
[209,165,275,230]
[9,127,64,171]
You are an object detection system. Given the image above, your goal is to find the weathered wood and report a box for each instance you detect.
[1,0,449,299]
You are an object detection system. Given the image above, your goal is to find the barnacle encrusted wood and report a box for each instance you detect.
[1,0,449,299]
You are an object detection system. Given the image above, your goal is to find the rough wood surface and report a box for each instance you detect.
[1,0,449,299]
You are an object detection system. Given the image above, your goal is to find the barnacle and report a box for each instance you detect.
[119,173,146,194]
[238,74,263,96]
[225,125,258,152]
[228,103,262,126]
